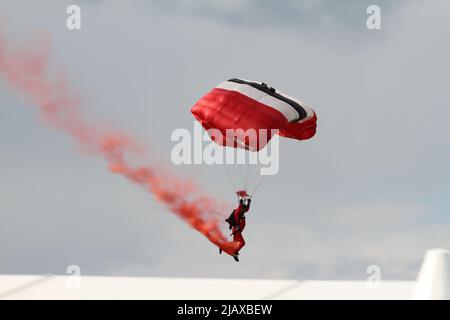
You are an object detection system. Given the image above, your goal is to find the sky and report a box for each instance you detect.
[0,0,450,281]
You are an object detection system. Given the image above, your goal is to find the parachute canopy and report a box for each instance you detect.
[191,78,317,151]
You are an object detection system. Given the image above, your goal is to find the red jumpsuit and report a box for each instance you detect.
[232,203,248,254]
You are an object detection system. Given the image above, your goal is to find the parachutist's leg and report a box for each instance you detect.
[233,232,246,256]
[219,248,222,254]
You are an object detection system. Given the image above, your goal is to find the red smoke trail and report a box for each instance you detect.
[0,33,239,255]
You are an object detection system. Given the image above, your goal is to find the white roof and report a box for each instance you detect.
[1,248,448,300]
[0,275,414,300]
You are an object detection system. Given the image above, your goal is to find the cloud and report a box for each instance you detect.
[1,0,450,281]
[147,0,413,38]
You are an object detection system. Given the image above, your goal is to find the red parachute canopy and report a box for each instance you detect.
[191,78,317,151]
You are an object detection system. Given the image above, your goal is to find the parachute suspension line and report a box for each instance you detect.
[223,138,305,199]
[250,173,265,198]
[245,163,254,189]
[244,153,250,191]
[250,141,303,198]
[244,150,255,191]
[234,163,240,191]
[224,164,238,193]
[247,165,261,195]
[238,162,243,190]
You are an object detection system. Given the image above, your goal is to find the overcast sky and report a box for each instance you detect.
[1,0,450,281]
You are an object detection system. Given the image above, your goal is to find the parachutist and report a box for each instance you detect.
[190,78,317,258]
[224,195,251,261]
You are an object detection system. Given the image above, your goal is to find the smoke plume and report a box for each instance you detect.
[0,33,239,255]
